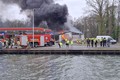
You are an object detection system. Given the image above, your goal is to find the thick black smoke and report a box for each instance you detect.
[35,4,68,30]
[1,0,68,30]
[20,0,68,30]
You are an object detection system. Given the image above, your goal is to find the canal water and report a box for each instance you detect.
[0,54,120,80]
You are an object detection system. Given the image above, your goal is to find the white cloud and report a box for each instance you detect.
[0,1,28,22]
[55,0,86,18]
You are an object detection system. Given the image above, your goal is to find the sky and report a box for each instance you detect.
[0,0,87,21]
[0,1,28,22]
[55,0,87,19]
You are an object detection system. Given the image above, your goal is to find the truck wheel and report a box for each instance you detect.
[34,43,38,47]
[48,42,52,46]
[44,44,47,47]
[29,42,33,47]
[51,41,55,45]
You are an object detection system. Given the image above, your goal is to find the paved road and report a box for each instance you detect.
[31,43,120,50]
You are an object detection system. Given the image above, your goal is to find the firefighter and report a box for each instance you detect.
[17,39,20,48]
[91,38,94,47]
[70,40,73,47]
[27,40,31,49]
[58,42,62,48]
[76,39,79,44]
[58,42,60,48]
[4,40,6,47]
[11,38,15,48]
[59,42,63,48]
[107,38,110,47]
[100,38,103,47]
[5,39,8,48]
[103,38,106,47]
[8,38,11,48]
[94,38,98,47]
[76,39,80,44]
[86,38,90,47]
[58,42,61,48]
[65,39,67,42]
[66,40,70,47]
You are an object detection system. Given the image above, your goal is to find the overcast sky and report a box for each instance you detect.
[55,0,87,19]
[0,1,28,22]
[0,0,87,21]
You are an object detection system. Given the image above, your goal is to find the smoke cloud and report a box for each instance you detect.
[1,0,68,31]
[19,0,68,30]
[65,16,82,34]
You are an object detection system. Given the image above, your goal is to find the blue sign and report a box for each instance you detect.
[1,33,4,35]
[0,32,5,35]
[50,32,54,35]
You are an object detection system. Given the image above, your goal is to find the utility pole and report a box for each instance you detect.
[118,0,120,42]
[33,9,35,47]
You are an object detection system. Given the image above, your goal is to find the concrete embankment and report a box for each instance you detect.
[0,44,120,55]
[0,49,120,55]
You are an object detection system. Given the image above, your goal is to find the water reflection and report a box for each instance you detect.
[0,55,120,80]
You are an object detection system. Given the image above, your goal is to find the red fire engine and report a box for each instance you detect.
[0,27,54,47]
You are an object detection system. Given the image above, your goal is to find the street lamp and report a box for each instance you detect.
[32,9,35,47]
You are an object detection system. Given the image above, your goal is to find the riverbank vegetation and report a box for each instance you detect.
[74,0,120,41]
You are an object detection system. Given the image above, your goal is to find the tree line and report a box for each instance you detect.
[0,19,32,28]
[74,0,120,41]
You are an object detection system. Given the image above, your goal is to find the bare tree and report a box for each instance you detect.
[85,0,119,39]
[74,14,98,38]
[86,0,108,35]
[0,20,31,28]
[105,0,118,40]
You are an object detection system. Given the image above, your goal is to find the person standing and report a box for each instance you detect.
[66,40,70,48]
[94,38,98,47]
[11,38,14,48]
[91,38,94,47]
[5,39,8,48]
[17,38,20,48]
[100,38,103,47]
[70,40,73,47]
[107,38,110,47]
[86,38,90,47]
[104,38,107,47]
[8,38,11,47]
[59,42,63,48]
[58,42,61,48]
[103,38,106,47]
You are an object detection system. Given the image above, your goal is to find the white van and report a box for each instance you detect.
[96,36,117,44]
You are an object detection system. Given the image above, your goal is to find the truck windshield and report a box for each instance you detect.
[108,37,113,40]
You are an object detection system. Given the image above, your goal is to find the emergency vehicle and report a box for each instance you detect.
[0,27,54,47]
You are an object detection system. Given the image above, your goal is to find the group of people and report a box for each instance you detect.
[58,40,73,48]
[3,38,14,48]
[3,37,21,49]
[58,37,111,48]
[86,38,111,47]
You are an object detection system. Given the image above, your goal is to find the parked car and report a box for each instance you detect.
[96,36,117,44]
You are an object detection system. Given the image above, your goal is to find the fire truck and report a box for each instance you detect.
[0,27,54,47]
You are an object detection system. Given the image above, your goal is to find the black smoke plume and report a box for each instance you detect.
[1,0,68,31]
[20,0,68,30]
